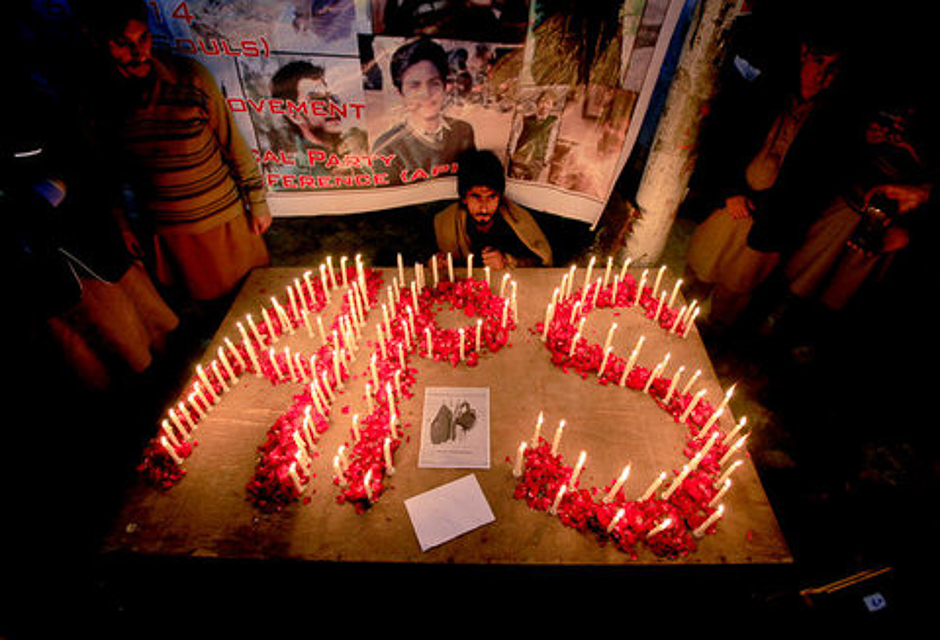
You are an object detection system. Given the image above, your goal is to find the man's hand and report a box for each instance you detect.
[481,246,508,270]
[250,209,272,234]
[865,183,932,215]
[726,194,755,220]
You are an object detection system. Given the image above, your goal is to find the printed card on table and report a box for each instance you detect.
[418,387,490,469]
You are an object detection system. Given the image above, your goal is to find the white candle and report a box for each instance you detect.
[682,306,700,337]
[640,471,666,501]
[316,315,327,344]
[327,255,337,289]
[661,464,691,500]
[708,479,732,509]
[603,322,617,352]
[604,464,632,503]
[303,270,316,303]
[288,461,304,495]
[224,337,246,371]
[606,508,626,534]
[319,266,331,302]
[501,298,510,329]
[541,302,555,341]
[459,328,465,361]
[602,255,613,287]
[513,441,527,477]
[287,285,300,321]
[475,319,482,351]
[500,273,511,297]
[619,335,645,387]
[567,450,587,490]
[383,437,395,475]
[716,459,743,487]
[583,255,596,290]
[467,253,473,280]
[550,419,565,456]
[723,416,748,446]
[565,265,575,297]
[670,304,687,334]
[363,468,374,502]
[340,256,348,286]
[397,252,405,284]
[635,269,647,305]
[619,256,632,281]
[668,278,683,308]
[447,252,454,282]
[693,504,725,537]
[598,346,613,377]
[646,517,672,539]
[549,484,567,515]
[351,413,360,442]
[663,365,684,405]
[432,256,439,286]
[679,389,707,422]
[161,419,181,449]
[333,455,347,486]
[531,411,544,447]
[247,313,265,346]
[425,327,433,358]
[652,265,666,298]
[196,364,219,403]
[718,434,748,467]
[653,291,666,322]
[211,361,230,392]
[681,369,702,395]
[568,330,580,358]
[484,266,491,287]
[161,436,183,465]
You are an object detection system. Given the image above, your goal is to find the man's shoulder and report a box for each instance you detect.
[373,123,409,153]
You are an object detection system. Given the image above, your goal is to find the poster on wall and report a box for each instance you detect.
[146,0,682,226]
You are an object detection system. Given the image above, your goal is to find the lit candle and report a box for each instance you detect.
[432,256,439,286]
[327,255,337,289]
[333,455,347,487]
[425,327,433,358]
[606,508,626,534]
[247,313,264,346]
[484,266,491,287]
[370,353,379,390]
[319,266,331,302]
[713,383,736,420]
[196,364,219,403]
[618,256,632,281]
[652,265,666,299]
[161,419,181,449]
[287,285,300,321]
[475,319,482,352]
[716,459,743,487]
[397,252,405,284]
[582,255,595,290]
[459,328,465,361]
[646,517,672,539]
[708,480,732,509]
[602,255,613,287]
[303,270,316,303]
[211,361,230,392]
[653,291,666,322]
[568,330,580,358]
[661,464,691,500]
[718,434,748,467]
[604,464,631,503]
[316,315,327,344]
[383,436,395,475]
[682,305,700,337]
[500,273,511,297]
[550,419,565,456]
[541,302,554,341]
[376,325,387,359]
[663,365,684,405]
[447,252,454,282]
[351,413,361,442]
[619,335,645,387]
[693,504,725,537]
[670,304,687,334]
[309,381,325,415]
[640,471,666,501]
[681,369,702,395]
[363,468,374,502]
[513,441,527,477]
[467,253,473,280]
[723,416,748,446]
[549,484,567,515]
[410,281,419,311]
[567,450,587,490]
[668,278,683,307]
[679,389,707,422]
[531,411,544,447]
[288,461,308,497]
[161,436,183,465]
[598,346,613,377]
[340,256,348,286]
[224,337,246,371]
[501,298,510,329]
[603,322,617,352]
[565,265,575,297]
[634,269,647,305]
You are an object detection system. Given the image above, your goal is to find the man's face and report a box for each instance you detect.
[109,19,153,79]
[798,46,840,101]
[400,60,445,124]
[463,185,500,229]
[292,76,344,138]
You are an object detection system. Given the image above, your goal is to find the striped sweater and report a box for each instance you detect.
[117,53,268,234]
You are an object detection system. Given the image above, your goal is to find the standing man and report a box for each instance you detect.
[86,2,271,310]
[683,28,846,336]
[434,149,552,270]
[374,36,475,185]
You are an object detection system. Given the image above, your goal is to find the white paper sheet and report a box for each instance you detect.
[404,474,495,552]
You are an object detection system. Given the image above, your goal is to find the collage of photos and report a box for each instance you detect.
[145,0,680,220]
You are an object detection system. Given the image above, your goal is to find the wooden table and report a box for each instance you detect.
[102,266,791,570]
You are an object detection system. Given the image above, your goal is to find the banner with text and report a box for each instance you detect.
[148,0,682,225]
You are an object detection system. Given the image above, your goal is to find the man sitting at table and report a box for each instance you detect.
[433,149,553,270]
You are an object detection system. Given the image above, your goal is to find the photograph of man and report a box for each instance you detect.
[373,36,476,185]
[433,149,553,269]
[269,59,370,182]
[507,88,562,181]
